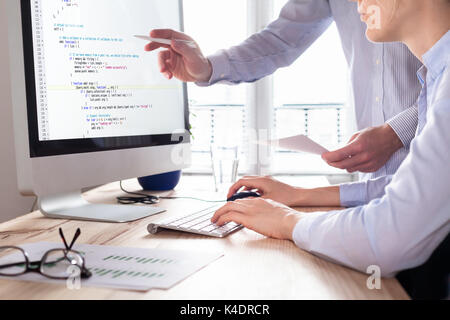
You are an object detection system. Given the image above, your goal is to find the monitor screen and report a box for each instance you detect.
[21,0,189,157]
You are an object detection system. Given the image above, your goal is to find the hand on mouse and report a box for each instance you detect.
[145,29,212,82]
[227,176,301,207]
[211,198,303,240]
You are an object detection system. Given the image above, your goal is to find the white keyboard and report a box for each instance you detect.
[147,205,243,238]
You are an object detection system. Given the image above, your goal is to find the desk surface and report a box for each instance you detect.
[0,176,409,300]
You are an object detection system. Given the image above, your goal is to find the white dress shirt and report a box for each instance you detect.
[292,31,450,277]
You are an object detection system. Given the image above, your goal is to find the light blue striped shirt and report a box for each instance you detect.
[293,31,450,276]
[198,0,422,203]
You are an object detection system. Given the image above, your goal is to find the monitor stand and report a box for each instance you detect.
[38,191,165,223]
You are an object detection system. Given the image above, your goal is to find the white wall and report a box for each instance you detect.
[0,0,35,223]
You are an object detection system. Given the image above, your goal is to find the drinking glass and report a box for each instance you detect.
[210,145,240,193]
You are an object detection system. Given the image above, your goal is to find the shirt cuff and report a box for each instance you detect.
[339,182,367,207]
[386,107,418,148]
[195,50,231,87]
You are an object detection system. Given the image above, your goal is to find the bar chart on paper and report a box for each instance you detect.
[91,253,177,282]
[0,242,223,291]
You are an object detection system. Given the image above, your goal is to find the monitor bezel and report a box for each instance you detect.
[20,0,190,158]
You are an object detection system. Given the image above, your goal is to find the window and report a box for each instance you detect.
[183,0,351,176]
[272,0,350,175]
[183,0,248,173]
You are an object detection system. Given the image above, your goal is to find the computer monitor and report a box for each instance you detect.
[6,0,191,222]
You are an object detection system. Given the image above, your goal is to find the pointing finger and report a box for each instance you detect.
[150,29,193,41]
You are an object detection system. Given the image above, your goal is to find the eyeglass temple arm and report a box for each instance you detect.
[68,228,81,250]
[59,228,81,250]
[59,228,70,250]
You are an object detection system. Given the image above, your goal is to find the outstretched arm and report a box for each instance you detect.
[200,0,333,86]
[145,0,332,85]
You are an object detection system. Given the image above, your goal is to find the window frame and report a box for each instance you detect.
[185,0,351,179]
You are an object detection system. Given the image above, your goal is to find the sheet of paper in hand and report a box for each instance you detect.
[257,134,329,155]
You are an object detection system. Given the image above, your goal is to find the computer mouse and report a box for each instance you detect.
[227,191,262,202]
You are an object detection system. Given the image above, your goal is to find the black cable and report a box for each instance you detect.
[117,181,226,205]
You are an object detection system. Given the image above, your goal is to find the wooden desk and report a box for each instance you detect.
[0,176,409,300]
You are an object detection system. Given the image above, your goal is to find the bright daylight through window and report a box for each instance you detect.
[184,0,351,176]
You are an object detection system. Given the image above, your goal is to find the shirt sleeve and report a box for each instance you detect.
[387,105,418,148]
[292,99,450,277]
[339,175,394,207]
[196,0,333,87]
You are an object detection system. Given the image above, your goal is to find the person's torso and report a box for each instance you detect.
[328,0,422,128]
[328,0,423,179]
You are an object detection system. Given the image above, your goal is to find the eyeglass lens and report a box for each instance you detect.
[0,247,27,276]
[0,246,85,279]
[41,249,84,278]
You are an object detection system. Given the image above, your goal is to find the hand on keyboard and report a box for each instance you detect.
[147,205,243,238]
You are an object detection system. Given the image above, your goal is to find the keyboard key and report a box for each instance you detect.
[170,216,203,227]
[189,220,214,231]
[182,216,212,229]
[164,206,217,225]
[147,205,245,238]
[201,224,220,232]
[211,230,227,236]
[217,223,237,231]
[227,222,239,228]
